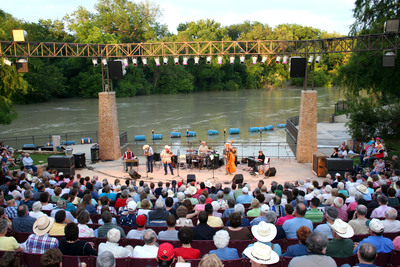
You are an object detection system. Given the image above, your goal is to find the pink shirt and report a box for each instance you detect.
[371,205,389,218]
[276,215,294,226]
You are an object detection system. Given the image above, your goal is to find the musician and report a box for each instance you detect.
[161,145,174,175]
[143,145,154,173]
[123,148,135,172]
[253,151,266,173]
[223,143,230,174]
[198,141,208,155]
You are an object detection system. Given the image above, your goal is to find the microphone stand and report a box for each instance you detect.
[173,149,182,179]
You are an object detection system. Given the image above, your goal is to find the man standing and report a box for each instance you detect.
[22,153,37,173]
[123,148,135,172]
[161,145,174,175]
[143,145,154,173]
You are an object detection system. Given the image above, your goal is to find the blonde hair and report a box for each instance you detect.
[198,254,223,267]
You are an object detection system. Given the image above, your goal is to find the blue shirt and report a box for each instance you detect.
[250,216,267,226]
[99,192,117,201]
[12,215,36,233]
[223,208,235,218]
[120,213,137,227]
[209,247,240,260]
[283,244,308,257]
[354,236,393,254]
[235,194,254,204]
[314,223,333,239]
[282,217,314,239]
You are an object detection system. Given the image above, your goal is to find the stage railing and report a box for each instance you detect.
[286,116,299,157]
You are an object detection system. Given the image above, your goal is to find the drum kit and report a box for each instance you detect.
[185,149,219,169]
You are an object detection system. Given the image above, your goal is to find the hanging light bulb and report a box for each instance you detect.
[282,56,288,64]
[252,55,258,64]
[261,55,268,64]
[194,56,200,65]
[132,58,137,66]
[240,55,245,64]
[183,56,189,65]
[142,57,148,66]
[230,56,235,64]
[218,56,223,64]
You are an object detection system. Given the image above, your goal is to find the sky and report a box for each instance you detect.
[1,0,356,35]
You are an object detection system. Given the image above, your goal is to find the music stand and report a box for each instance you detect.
[173,149,183,179]
[206,153,219,183]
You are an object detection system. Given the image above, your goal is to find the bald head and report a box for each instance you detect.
[296,203,307,217]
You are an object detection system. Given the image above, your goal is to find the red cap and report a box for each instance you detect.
[136,215,147,226]
[157,242,174,261]
[191,182,195,186]
[178,181,182,187]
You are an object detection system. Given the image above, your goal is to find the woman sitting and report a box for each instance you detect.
[209,230,239,260]
[70,188,81,205]
[77,209,95,237]
[114,189,129,210]
[224,212,253,240]
[246,198,261,217]
[183,199,198,219]
[59,223,97,256]
[174,227,200,259]
[98,206,117,225]
[244,221,281,257]
[282,225,311,257]
[29,202,47,219]
[195,195,207,212]
[137,198,152,217]
[97,196,117,215]
[98,228,133,258]
[79,194,97,214]
[176,206,194,227]
[226,204,250,226]
[211,201,222,218]
[51,187,62,203]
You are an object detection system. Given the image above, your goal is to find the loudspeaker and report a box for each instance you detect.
[383,55,396,67]
[16,62,28,73]
[290,57,306,78]
[312,152,326,177]
[326,158,353,171]
[108,61,123,80]
[48,155,75,168]
[54,167,75,176]
[129,170,141,179]
[233,174,244,184]
[73,153,86,168]
[265,167,277,177]
[187,174,196,184]
[211,154,219,169]
[154,153,161,161]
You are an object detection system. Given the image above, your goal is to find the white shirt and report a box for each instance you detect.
[133,244,158,258]
[78,224,95,237]
[41,203,54,210]
[29,211,47,219]
[382,220,400,233]
[22,156,33,166]
[127,229,145,239]
[99,241,132,258]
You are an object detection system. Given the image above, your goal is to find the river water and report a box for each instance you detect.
[0,87,342,157]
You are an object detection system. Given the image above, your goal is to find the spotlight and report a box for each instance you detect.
[315,55,321,63]
[252,55,257,64]
[142,57,148,66]
[123,59,128,66]
[230,56,235,64]
[12,29,27,42]
[183,56,189,65]
[163,57,168,66]
[282,56,288,64]
[194,56,200,65]
[384,19,400,33]
[154,57,160,66]
[132,58,138,66]
[308,55,314,64]
[206,56,212,64]
[240,55,245,64]
[92,58,98,67]
[275,56,281,64]
[261,55,268,64]
[218,56,223,64]
[101,58,108,66]
[174,57,179,65]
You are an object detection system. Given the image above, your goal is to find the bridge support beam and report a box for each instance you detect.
[98,92,121,160]
[296,90,317,163]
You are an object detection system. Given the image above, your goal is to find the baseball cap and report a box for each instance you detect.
[177,181,182,187]
[136,215,147,226]
[127,201,137,211]
[260,204,270,213]
[158,242,174,261]
[242,187,249,193]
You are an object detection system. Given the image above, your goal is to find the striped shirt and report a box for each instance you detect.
[25,234,59,254]
[5,206,18,218]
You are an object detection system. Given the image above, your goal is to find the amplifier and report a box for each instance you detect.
[73,153,86,168]
[312,152,327,177]
[48,155,75,168]
[233,174,244,184]
[326,158,353,171]
[54,167,75,176]
[187,174,196,184]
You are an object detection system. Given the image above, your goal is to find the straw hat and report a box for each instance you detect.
[143,145,149,150]
[33,216,55,236]
[329,219,354,238]
[243,242,279,265]
[356,184,369,194]
[186,186,197,196]
[204,180,213,188]
[167,189,175,198]
[251,221,277,243]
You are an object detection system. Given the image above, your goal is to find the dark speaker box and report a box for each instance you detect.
[129,170,141,179]
[48,155,75,168]
[54,167,75,176]
[326,158,353,171]
[265,167,277,177]
[108,61,123,80]
[16,62,28,73]
[187,174,196,184]
[383,55,396,67]
[73,153,86,168]
[211,154,219,169]
[312,152,326,177]
[290,57,307,78]
[154,153,161,161]
[233,174,244,184]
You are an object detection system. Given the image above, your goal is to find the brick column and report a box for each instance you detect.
[296,90,317,163]
[98,92,121,160]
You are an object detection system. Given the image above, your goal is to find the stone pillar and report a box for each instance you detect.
[296,90,317,163]
[98,92,121,160]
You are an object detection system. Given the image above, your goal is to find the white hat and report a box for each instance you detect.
[368,218,384,233]
[251,221,277,242]
[335,173,341,177]
[308,184,314,190]
[356,184,369,194]
[33,216,55,236]
[329,218,354,238]
[143,145,149,150]
[164,145,171,149]
[204,180,213,188]
[167,189,174,198]
[260,204,270,213]
[242,187,249,193]
[127,201,137,211]
[243,242,279,265]
[58,172,64,176]
[186,186,197,196]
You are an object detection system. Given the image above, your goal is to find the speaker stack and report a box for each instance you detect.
[73,153,86,169]
[326,158,354,177]
[312,152,327,177]
[48,155,75,176]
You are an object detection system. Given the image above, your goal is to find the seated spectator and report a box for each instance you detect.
[49,210,67,236]
[223,212,252,240]
[99,185,117,202]
[288,232,336,267]
[137,198,152,217]
[222,198,236,218]
[59,223,97,256]
[226,204,250,227]
[119,201,138,227]
[0,251,20,267]
[236,187,253,204]
[203,203,223,227]
[247,221,281,256]
[99,228,133,258]
[98,206,117,225]
[4,195,18,219]
[0,218,22,251]
[133,229,158,258]
[193,211,216,240]
[333,196,348,222]
[250,204,271,226]
[126,215,147,239]
[314,206,338,239]
[157,243,175,267]
[356,184,372,201]
[176,206,194,227]
[114,189,129,210]
[77,210,94,238]
[195,195,207,212]
[174,227,201,259]
[270,194,286,217]
[20,190,34,210]
[326,219,354,258]
[354,218,393,254]
[283,203,313,239]
[382,207,400,233]
[211,201,222,218]
[97,211,126,238]
[183,199,198,219]
[199,253,223,267]
[305,197,324,222]
[22,153,37,173]
[29,201,47,219]
[50,199,76,223]
[283,226,311,257]
[348,204,369,235]
[165,197,177,218]
[387,188,400,206]
[216,191,228,210]
[371,195,390,218]
[39,192,53,210]
[246,198,261,217]
[243,242,279,266]
[40,249,62,267]
[356,242,378,267]
[158,214,179,240]
[79,194,96,214]
[148,199,169,226]
[12,204,36,233]
[26,216,59,253]
[209,230,239,260]
[97,196,117,215]
[51,187,62,203]
[276,204,294,226]
[97,251,116,267]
